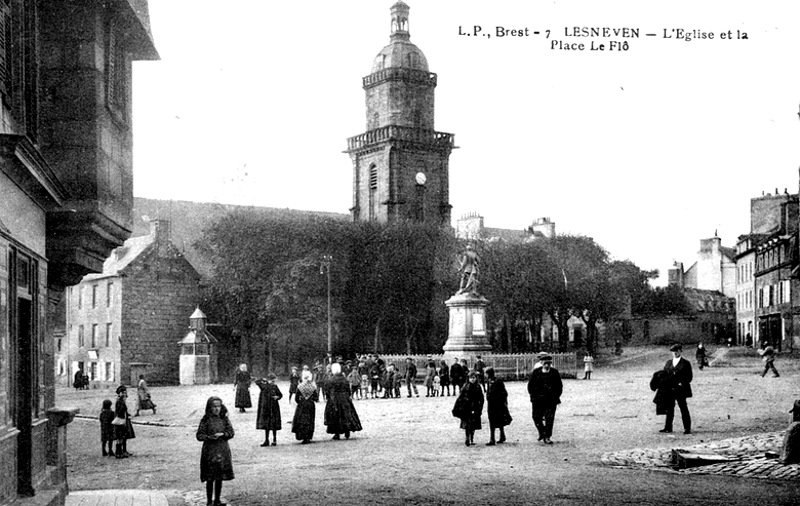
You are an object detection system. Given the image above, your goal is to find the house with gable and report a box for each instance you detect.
[59,219,201,387]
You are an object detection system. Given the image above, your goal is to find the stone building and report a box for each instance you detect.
[456,213,556,242]
[670,235,737,298]
[346,1,455,225]
[60,220,201,387]
[0,2,157,504]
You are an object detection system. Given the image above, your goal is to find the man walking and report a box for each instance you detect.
[527,354,562,444]
[759,343,780,377]
[661,344,693,434]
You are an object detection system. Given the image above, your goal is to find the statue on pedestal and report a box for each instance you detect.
[457,244,480,296]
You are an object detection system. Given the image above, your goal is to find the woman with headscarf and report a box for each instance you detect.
[324,362,363,440]
[233,364,252,412]
[291,370,318,443]
[255,372,282,446]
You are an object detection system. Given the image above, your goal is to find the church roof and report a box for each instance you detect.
[372,40,429,72]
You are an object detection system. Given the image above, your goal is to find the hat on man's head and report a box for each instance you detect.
[540,354,553,363]
[669,344,683,352]
[115,385,127,394]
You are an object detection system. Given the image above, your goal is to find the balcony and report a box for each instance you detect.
[363,68,437,89]
[346,125,456,152]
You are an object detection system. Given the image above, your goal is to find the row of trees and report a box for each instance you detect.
[196,210,662,371]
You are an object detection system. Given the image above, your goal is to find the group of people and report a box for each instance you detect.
[452,353,563,446]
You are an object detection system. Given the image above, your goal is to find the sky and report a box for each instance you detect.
[132,0,800,286]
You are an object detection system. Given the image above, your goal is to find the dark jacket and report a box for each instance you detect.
[663,357,693,398]
[527,367,562,408]
[650,370,672,415]
[450,362,464,386]
[486,377,512,428]
[453,380,484,431]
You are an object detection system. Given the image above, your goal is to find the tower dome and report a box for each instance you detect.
[371,1,429,72]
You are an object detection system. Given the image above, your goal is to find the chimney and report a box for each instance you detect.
[150,219,171,248]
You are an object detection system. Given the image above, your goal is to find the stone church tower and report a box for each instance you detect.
[346,1,455,225]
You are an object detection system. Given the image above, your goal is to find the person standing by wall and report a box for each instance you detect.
[135,375,157,416]
[527,355,562,445]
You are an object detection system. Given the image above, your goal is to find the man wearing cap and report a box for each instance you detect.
[527,354,563,444]
[661,344,693,434]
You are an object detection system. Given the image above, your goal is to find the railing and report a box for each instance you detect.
[378,352,578,381]
[346,125,455,152]
[363,67,437,88]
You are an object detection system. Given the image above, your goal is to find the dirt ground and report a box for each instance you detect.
[60,347,800,505]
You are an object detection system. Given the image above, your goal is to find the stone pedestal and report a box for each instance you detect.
[442,293,491,361]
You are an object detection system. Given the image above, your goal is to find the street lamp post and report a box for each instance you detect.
[321,254,333,359]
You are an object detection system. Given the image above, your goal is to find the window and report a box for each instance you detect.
[107,282,113,307]
[89,362,97,381]
[78,325,84,347]
[57,339,61,353]
[78,287,83,310]
[105,323,112,347]
[106,17,128,122]
[368,164,378,221]
[106,362,114,382]
[92,284,98,308]
[91,324,97,348]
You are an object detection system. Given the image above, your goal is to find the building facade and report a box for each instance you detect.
[734,234,759,346]
[60,220,201,387]
[346,1,455,225]
[0,2,157,505]
[671,236,736,298]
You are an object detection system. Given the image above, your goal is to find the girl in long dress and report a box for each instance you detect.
[291,371,318,443]
[485,367,512,445]
[324,363,363,440]
[233,364,252,412]
[196,396,234,506]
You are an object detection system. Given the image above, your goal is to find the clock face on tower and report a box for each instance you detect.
[415,172,427,185]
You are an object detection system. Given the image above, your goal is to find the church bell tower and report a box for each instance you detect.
[346,1,455,225]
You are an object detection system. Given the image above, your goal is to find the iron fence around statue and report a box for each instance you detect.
[377,353,578,381]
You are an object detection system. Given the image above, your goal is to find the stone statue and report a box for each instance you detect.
[457,244,480,295]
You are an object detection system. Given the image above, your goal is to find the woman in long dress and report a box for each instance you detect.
[324,363,362,440]
[291,371,318,443]
[255,373,282,446]
[233,364,252,412]
[453,371,484,446]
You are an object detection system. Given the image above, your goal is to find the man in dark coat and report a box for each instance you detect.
[405,357,419,398]
[661,344,693,434]
[449,358,464,395]
[527,355,562,444]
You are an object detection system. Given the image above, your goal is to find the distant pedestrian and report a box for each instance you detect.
[113,385,135,458]
[291,371,318,444]
[474,355,486,389]
[438,359,451,396]
[583,354,594,380]
[347,366,362,399]
[255,373,282,446]
[759,343,780,378]
[196,396,234,506]
[485,367,511,445]
[695,343,708,371]
[449,358,464,395]
[324,363,363,440]
[527,354,562,445]
[424,358,437,397]
[382,364,396,399]
[135,375,157,416]
[288,366,301,403]
[452,371,484,446]
[233,364,252,413]
[392,364,403,398]
[614,340,623,356]
[99,399,115,457]
[405,358,419,398]
[660,344,692,434]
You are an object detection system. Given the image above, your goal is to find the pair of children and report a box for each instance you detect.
[98,385,135,458]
